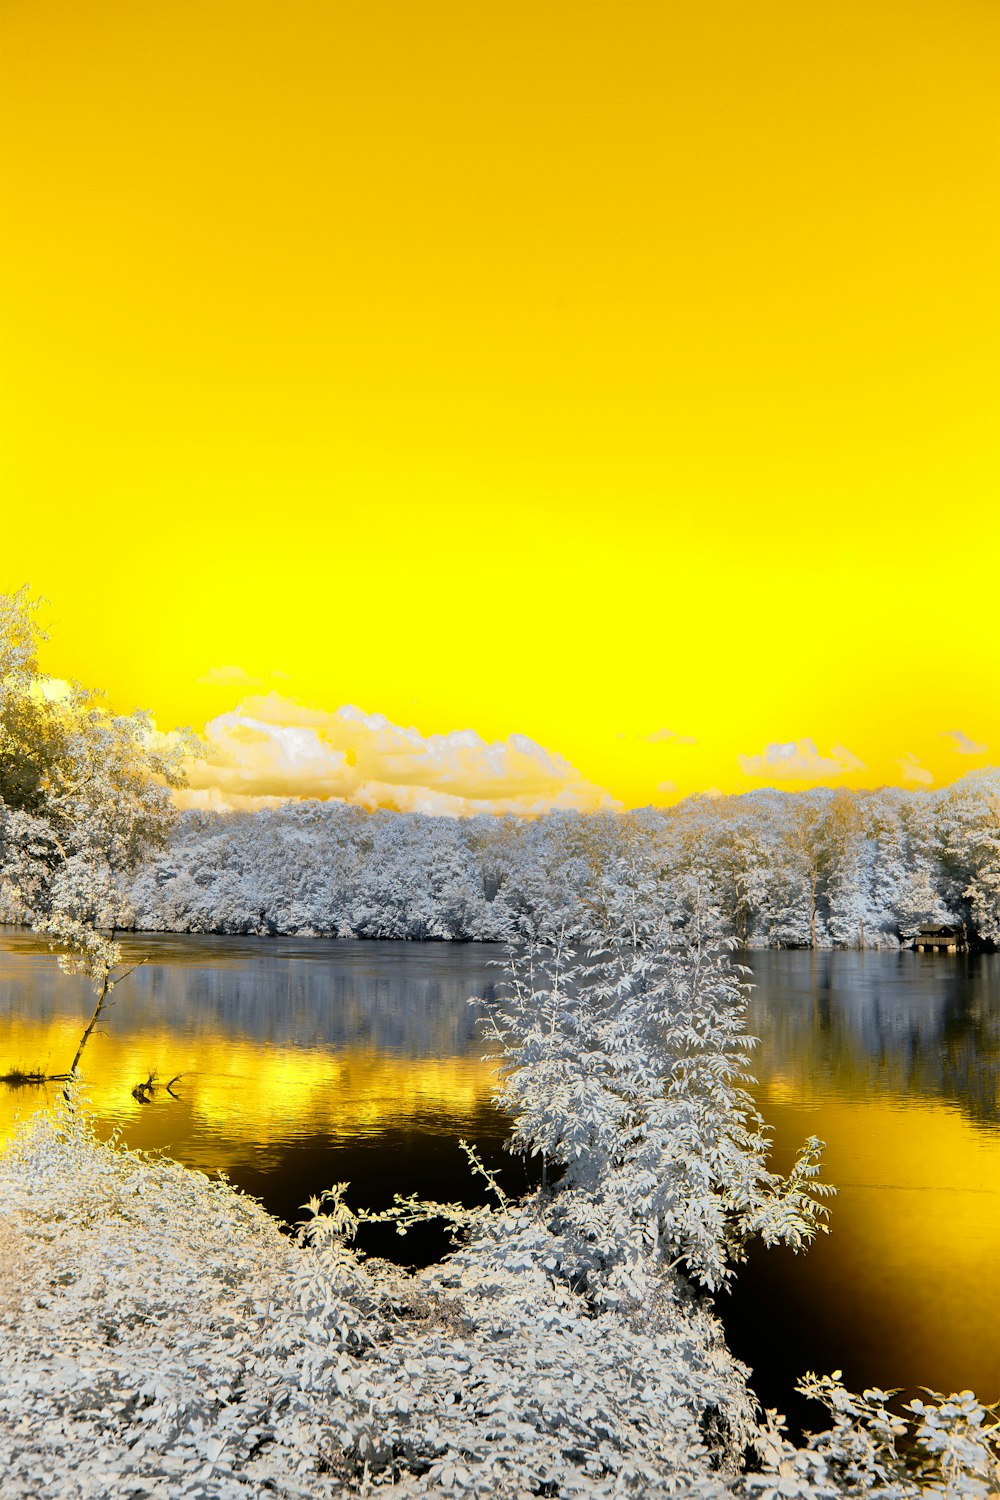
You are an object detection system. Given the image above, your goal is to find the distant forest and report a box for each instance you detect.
[125,771,1000,950]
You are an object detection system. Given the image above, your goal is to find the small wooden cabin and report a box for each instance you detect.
[912,922,967,953]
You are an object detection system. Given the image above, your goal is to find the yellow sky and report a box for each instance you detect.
[2,0,998,811]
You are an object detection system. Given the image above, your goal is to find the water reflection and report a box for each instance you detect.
[2,934,998,1413]
[742,949,1000,1127]
[724,950,1000,1431]
[0,931,512,1232]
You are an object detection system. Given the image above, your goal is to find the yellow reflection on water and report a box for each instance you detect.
[754,1084,1000,1398]
[0,1014,498,1170]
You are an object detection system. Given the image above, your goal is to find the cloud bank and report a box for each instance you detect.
[945,730,988,756]
[738,738,865,782]
[179,695,619,816]
[898,752,934,787]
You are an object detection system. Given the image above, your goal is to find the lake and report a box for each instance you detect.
[1,931,997,1431]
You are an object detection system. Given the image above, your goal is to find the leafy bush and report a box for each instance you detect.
[481,873,834,1297]
[740,1376,1000,1499]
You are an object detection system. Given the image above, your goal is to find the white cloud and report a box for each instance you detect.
[945,729,988,756]
[179,694,619,816]
[738,738,866,782]
[655,780,677,794]
[639,728,697,745]
[898,753,934,787]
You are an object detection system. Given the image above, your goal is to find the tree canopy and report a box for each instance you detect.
[0,586,189,998]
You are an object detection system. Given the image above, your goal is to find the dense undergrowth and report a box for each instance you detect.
[1,1106,997,1499]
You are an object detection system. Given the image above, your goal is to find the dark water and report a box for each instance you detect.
[0,931,535,1262]
[1,933,997,1424]
[724,949,1000,1432]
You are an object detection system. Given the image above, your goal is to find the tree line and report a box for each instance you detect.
[2,584,998,952]
[125,773,1000,948]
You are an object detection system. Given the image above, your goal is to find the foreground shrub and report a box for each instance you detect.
[0,1105,754,1497]
[2,1105,996,1498]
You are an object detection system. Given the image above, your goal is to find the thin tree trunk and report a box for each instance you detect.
[62,935,145,1100]
[64,973,110,1099]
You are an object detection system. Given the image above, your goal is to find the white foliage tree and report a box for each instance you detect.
[481,867,833,1300]
[0,588,189,1079]
[939,771,1000,946]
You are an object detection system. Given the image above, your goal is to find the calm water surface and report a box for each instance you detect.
[1,933,997,1424]
[727,948,999,1427]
